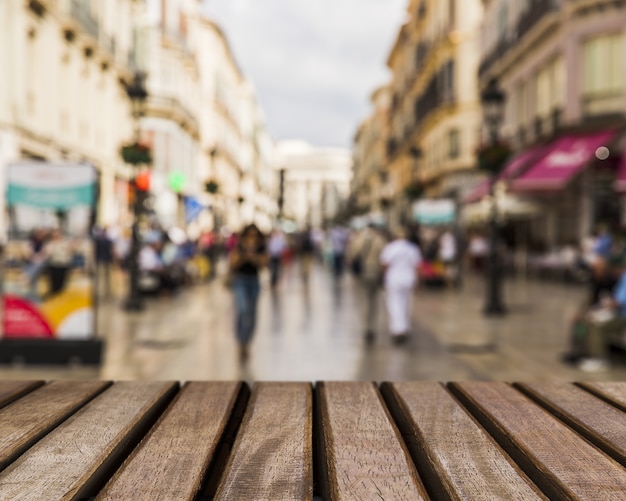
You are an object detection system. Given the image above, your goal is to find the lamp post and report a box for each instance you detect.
[481,78,507,316]
[123,71,148,311]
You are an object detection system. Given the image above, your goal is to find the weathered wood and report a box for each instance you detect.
[383,382,545,500]
[98,382,244,501]
[518,382,626,468]
[0,380,43,409]
[215,382,312,501]
[317,381,427,501]
[0,380,110,472]
[577,382,626,412]
[450,381,626,500]
[0,381,178,501]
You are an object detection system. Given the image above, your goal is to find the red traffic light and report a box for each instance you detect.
[135,171,151,191]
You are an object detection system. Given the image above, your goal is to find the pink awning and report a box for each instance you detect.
[511,130,617,192]
[462,145,548,204]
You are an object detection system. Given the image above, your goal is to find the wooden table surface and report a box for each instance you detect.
[0,381,625,500]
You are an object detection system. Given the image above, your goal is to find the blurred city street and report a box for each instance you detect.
[2,261,626,382]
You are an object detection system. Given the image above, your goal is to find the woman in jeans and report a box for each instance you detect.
[228,224,268,363]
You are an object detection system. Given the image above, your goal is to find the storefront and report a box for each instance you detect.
[461,127,625,250]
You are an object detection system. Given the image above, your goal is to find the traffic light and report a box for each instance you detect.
[135,170,151,191]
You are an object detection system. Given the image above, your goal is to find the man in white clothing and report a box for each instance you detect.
[380,227,422,345]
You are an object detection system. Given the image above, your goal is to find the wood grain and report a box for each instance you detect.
[98,381,243,501]
[215,382,313,501]
[518,382,626,468]
[0,381,178,501]
[450,381,626,500]
[0,380,109,471]
[383,382,545,500]
[577,382,626,411]
[0,380,43,409]
[317,381,427,501]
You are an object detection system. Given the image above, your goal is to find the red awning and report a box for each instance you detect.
[511,130,617,192]
[462,145,548,204]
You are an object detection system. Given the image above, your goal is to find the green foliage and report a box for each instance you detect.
[476,142,512,175]
[120,142,152,165]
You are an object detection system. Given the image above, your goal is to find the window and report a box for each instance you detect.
[448,129,460,159]
[583,34,624,95]
[583,34,624,115]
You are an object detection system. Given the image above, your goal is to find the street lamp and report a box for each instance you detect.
[122,71,149,311]
[480,78,507,316]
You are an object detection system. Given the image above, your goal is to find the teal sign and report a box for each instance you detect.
[7,184,94,209]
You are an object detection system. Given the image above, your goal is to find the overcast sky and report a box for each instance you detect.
[202,0,407,149]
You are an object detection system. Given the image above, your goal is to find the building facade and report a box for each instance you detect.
[192,16,277,234]
[476,0,626,249]
[276,141,352,229]
[351,86,392,220]
[0,0,142,236]
[383,0,484,225]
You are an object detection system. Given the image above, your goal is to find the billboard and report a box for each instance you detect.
[2,162,97,340]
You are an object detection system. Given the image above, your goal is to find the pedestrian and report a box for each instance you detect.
[227,224,268,363]
[267,228,287,288]
[299,226,316,284]
[329,225,350,278]
[44,229,73,298]
[348,223,387,344]
[575,258,626,372]
[380,225,422,345]
[438,226,458,287]
[94,225,113,299]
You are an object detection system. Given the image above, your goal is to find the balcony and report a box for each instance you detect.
[479,37,513,76]
[582,91,626,118]
[413,62,456,126]
[517,0,559,40]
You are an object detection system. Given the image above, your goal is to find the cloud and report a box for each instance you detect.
[203,0,407,148]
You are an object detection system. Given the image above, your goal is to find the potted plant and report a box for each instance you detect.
[120,142,152,165]
[205,180,220,194]
[476,141,512,176]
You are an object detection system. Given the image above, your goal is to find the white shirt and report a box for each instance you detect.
[268,234,287,257]
[439,232,456,261]
[381,239,422,288]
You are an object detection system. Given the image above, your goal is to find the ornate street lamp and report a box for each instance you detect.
[122,71,149,311]
[480,78,508,316]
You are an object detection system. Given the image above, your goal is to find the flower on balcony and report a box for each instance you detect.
[404,181,424,201]
[476,141,512,175]
[204,180,220,194]
[120,141,152,165]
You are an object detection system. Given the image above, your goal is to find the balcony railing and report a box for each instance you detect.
[517,0,559,40]
[479,37,513,76]
[582,91,626,118]
[413,61,456,126]
[70,0,99,40]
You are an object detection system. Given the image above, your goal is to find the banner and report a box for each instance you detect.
[412,199,456,225]
[2,162,97,339]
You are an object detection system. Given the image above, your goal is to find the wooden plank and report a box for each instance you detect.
[577,382,626,412]
[450,382,626,500]
[518,382,626,468]
[0,380,110,472]
[0,381,178,501]
[317,381,427,501]
[0,381,43,409]
[98,381,245,501]
[382,382,545,500]
[215,382,312,501]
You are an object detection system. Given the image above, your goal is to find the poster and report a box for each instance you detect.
[2,162,97,339]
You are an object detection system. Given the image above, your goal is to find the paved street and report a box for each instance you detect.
[2,260,626,382]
